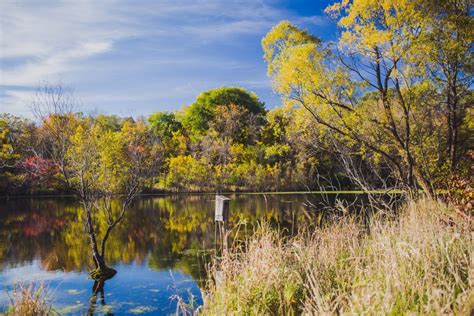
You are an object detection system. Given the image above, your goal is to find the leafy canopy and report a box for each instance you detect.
[182,87,266,135]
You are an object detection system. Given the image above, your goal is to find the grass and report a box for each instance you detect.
[202,199,473,315]
[5,282,54,315]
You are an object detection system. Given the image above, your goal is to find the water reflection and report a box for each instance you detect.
[0,193,345,314]
[87,281,113,316]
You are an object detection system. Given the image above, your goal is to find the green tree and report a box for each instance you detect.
[181,87,266,135]
[148,111,183,142]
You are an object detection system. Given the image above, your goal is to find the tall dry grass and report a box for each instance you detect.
[5,282,53,315]
[202,199,473,315]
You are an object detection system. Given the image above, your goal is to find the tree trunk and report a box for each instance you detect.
[412,165,435,199]
[92,252,107,271]
[449,88,459,170]
[84,203,115,279]
[84,204,100,266]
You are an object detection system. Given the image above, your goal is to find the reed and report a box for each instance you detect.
[202,199,473,315]
[6,282,53,316]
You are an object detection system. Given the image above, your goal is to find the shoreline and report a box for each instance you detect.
[0,189,407,199]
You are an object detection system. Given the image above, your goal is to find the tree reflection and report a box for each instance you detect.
[0,194,321,278]
[87,280,113,316]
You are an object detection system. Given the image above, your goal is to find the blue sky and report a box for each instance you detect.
[0,0,337,118]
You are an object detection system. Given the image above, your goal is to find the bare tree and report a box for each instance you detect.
[31,83,79,189]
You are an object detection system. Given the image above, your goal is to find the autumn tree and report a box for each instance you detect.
[263,0,473,197]
[419,0,473,170]
[66,117,161,278]
[0,116,17,169]
[29,84,162,279]
[0,114,38,192]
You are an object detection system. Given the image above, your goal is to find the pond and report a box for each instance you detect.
[0,193,366,315]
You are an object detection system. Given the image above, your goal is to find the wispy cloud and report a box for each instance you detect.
[1,88,36,117]
[2,41,113,86]
[0,0,331,116]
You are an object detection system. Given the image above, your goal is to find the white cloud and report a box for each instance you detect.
[0,0,328,115]
[2,41,112,86]
[0,89,35,117]
[294,15,330,26]
[0,1,134,87]
[1,1,128,58]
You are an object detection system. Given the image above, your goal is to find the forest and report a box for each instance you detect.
[0,84,346,194]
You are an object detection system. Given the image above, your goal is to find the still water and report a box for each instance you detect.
[0,193,354,315]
